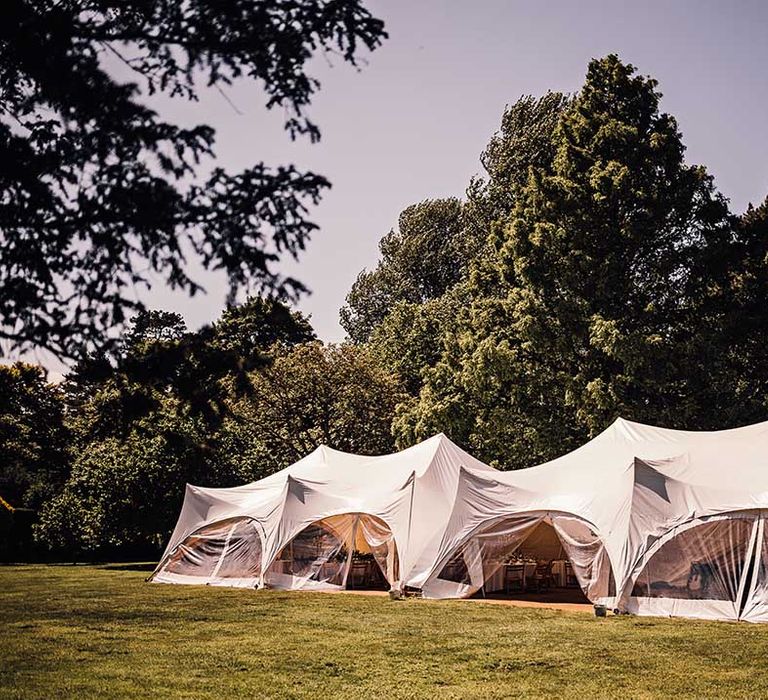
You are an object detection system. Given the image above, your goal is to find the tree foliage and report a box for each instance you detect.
[65,299,315,435]
[212,296,316,366]
[367,285,470,396]
[0,0,386,358]
[348,94,571,399]
[31,296,319,553]
[698,195,768,420]
[467,92,571,239]
[340,198,475,343]
[36,396,247,553]
[224,342,406,476]
[0,363,69,509]
[32,302,403,554]
[391,56,767,468]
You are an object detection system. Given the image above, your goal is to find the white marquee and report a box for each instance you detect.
[152,418,768,621]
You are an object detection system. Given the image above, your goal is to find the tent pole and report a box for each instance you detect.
[401,472,416,593]
[255,520,268,589]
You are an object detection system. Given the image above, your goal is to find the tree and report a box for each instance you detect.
[122,310,187,348]
[223,343,406,477]
[367,284,470,396]
[342,94,570,396]
[36,341,404,554]
[63,298,314,438]
[465,92,571,245]
[36,395,247,553]
[691,195,768,424]
[212,296,316,367]
[396,55,741,468]
[34,298,317,554]
[0,0,387,358]
[0,362,69,509]
[340,198,472,343]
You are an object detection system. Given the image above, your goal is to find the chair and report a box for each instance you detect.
[564,561,579,588]
[530,561,555,592]
[348,561,369,589]
[504,564,524,593]
[687,561,715,599]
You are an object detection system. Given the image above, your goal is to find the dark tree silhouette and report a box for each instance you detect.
[0,0,386,358]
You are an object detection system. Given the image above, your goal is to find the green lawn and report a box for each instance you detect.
[1,565,767,699]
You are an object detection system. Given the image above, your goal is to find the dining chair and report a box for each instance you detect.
[530,561,555,591]
[504,564,524,593]
[564,561,579,588]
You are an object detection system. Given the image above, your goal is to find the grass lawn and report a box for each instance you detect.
[2,565,768,699]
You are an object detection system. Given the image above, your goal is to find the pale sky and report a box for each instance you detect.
[12,0,768,376]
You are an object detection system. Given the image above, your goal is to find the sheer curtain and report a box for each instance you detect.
[552,515,615,600]
[357,514,399,587]
[430,515,544,597]
[631,516,755,602]
[159,518,263,585]
[264,513,398,590]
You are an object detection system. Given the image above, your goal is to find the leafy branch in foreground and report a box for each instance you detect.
[0,0,387,359]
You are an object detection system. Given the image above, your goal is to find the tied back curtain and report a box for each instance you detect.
[551,515,615,601]
[264,513,399,591]
[427,514,544,598]
[357,514,399,586]
[264,514,357,590]
[425,513,611,600]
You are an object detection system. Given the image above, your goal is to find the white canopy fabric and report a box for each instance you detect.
[151,418,768,622]
[152,435,497,593]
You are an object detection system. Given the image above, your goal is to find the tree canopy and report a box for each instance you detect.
[350,55,768,469]
[340,198,474,344]
[27,298,401,556]
[0,363,69,510]
[0,0,387,358]
[342,94,571,395]
[223,342,405,478]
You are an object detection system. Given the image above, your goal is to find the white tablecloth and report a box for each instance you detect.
[485,562,536,592]
[551,560,567,587]
[485,560,568,592]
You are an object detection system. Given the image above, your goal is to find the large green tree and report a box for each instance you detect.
[0,363,69,509]
[367,286,469,396]
[466,92,570,245]
[38,340,404,554]
[340,198,472,344]
[0,0,386,358]
[692,196,768,424]
[396,55,748,468]
[345,94,570,397]
[36,299,316,554]
[212,296,316,373]
[223,342,406,477]
[36,395,244,553]
[65,299,315,434]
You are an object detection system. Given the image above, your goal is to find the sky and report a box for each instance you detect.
[13,0,768,377]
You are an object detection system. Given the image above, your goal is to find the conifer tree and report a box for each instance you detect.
[396,55,738,467]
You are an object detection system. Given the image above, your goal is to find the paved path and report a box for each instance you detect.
[459,596,594,614]
[338,589,595,614]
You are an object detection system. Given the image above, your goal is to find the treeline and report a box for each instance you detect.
[2,54,767,560]
[0,300,404,560]
[344,54,768,467]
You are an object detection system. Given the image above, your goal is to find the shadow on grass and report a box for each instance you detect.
[98,563,158,572]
